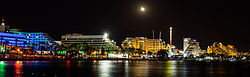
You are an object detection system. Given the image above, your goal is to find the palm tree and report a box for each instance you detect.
[31,43,36,54]
[39,42,45,56]
[1,38,3,46]
[1,38,3,53]
[50,44,54,56]
[137,49,143,57]
[15,39,18,48]
[45,42,50,55]
[127,47,135,58]
[15,39,18,56]
[3,41,9,58]
[104,45,112,58]
[85,46,91,57]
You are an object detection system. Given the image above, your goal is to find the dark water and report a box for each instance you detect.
[0,60,249,77]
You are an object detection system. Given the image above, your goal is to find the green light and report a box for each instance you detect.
[79,51,83,54]
[0,61,5,65]
[168,51,172,54]
[10,31,42,34]
[0,47,4,50]
[58,51,61,54]
[0,61,6,76]
[63,51,67,54]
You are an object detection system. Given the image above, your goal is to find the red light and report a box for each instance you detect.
[67,60,70,64]
[1,19,4,22]
[27,50,32,53]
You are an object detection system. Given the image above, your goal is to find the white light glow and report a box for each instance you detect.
[104,33,108,37]
[141,7,145,11]
[104,33,108,40]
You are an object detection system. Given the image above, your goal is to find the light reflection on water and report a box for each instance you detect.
[97,60,113,77]
[124,60,129,77]
[0,61,6,77]
[0,60,249,77]
[165,60,177,77]
[131,61,149,77]
[15,61,23,77]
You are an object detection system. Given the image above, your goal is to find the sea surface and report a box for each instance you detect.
[0,60,249,77]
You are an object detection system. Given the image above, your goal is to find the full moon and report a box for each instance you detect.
[140,7,145,12]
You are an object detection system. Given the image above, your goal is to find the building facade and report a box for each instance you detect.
[0,32,27,47]
[10,31,56,51]
[0,32,27,53]
[183,38,201,57]
[121,37,167,53]
[61,33,120,51]
[207,42,237,56]
[0,18,56,51]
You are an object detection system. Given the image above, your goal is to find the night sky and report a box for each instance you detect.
[0,0,249,51]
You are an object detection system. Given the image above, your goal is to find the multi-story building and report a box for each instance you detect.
[121,37,167,53]
[0,19,26,50]
[10,31,56,51]
[207,42,237,56]
[183,38,201,57]
[0,32,27,47]
[1,18,56,51]
[61,33,120,51]
[0,32,28,54]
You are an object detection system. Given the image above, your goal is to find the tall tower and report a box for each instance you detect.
[159,31,161,51]
[169,26,173,54]
[170,27,172,46]
[152,29,155,52]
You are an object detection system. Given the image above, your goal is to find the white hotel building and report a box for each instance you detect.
[61,33,120,51]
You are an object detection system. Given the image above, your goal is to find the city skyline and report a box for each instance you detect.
[0,0,249,51]
[0,1,250,77]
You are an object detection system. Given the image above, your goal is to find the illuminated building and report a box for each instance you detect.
[183,38,202,57]
[207,42,238,56]
[121,37,167,53]
[54,41,62,46]
[61,33,120,51]
[0,18,56,51]
[0,32,27,47]
[10,31,56,51]
[0,32,27,54]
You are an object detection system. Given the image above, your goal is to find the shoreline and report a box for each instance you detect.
[1,58,249,63]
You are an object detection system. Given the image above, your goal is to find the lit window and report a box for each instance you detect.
[27,36,29,38]
[36,36,38,38]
